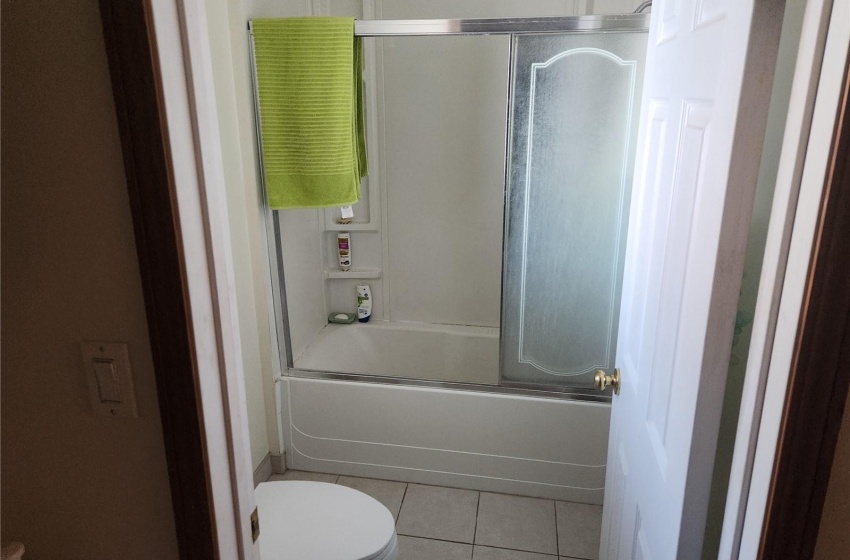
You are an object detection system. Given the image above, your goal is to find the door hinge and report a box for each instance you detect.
[250,507,260,542]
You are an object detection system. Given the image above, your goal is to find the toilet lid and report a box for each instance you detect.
[255,481,397,560]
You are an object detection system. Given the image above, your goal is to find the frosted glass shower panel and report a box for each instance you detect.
[500,32,646,388]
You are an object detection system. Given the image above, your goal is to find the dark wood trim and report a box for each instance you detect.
[99,1,218,558]
[759,55,850,559]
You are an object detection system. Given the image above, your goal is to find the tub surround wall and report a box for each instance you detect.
[281,378,610,504]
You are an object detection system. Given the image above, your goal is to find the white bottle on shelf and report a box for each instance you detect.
[357,285,372,323]
[337,232,351,271]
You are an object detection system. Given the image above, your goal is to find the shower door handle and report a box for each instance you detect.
[594,368,621,395]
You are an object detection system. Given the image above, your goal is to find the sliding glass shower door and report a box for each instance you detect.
[500,31,647,390]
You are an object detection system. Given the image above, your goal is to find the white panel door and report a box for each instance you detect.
[601,0,782,557]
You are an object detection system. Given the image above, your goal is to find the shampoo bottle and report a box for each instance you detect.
[337,233,351,270]
[357,285,372,323]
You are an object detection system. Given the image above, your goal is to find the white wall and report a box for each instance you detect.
[0,0,179,556]
[206,0,273,470]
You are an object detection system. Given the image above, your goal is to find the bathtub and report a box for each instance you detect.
[279,375,610,504]
[293,320,500,385]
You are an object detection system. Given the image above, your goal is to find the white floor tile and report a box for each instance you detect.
[555,501,603,559]
[396,484,479,543]
[475,492,558,555]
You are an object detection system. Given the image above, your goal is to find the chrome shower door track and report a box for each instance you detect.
[247,14,650,37]
[286,368,613,404]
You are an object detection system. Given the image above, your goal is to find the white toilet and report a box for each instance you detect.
[255,480,399,560]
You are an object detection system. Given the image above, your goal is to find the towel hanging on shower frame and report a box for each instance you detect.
[251,17,367,209]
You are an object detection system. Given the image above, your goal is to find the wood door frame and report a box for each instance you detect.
[758,51,850,559]
[99,1,218,558]
[101,0,259,557]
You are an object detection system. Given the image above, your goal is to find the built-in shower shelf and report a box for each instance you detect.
[325,267,382,279]
[325,221,379,232]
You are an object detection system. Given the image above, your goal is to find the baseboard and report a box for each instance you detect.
[253,452,286,487]
[270,452,286,474]
[253,454,273,487]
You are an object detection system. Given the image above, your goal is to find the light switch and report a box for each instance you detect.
[81,342,138,417]
[93,359,121,402]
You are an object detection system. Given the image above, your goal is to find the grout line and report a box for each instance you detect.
[397,531,560,555]
[396,482,409,526]
[554,499,560,557]
[395,532,475,546]
[396,535,475,547]
[402,535,564,558]
[472,491,481,546]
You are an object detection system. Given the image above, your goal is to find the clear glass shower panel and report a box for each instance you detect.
[500,31,647,389]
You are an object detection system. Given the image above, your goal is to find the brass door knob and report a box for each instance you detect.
[594,368,621,395]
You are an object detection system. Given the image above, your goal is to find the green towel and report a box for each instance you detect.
[252,17,367,209]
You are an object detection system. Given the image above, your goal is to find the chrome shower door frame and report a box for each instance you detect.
[250,14,650,403]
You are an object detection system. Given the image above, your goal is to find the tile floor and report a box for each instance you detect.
[267,470,602,560]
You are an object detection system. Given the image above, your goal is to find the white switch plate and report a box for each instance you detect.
[80,341,138,417]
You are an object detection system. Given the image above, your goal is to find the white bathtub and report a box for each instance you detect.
[293,320,500,385]
[279,376,610,504]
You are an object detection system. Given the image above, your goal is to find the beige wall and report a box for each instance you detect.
[815,390,850,558]
[0,1,179,557]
